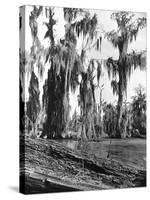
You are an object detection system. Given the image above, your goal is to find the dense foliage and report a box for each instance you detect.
[20,7,146,140]
[105,12,146,138]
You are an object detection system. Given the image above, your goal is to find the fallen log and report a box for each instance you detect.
[20,136,146,194]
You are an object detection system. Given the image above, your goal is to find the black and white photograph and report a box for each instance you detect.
[19,5,146,194]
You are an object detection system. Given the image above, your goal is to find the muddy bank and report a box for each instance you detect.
[20,137,146,194]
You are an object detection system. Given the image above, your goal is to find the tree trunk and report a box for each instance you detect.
[117,41,128,138]
[81,112,88,141]
[42,9,66,139]
[99,88,103,136]
[116,75,123,138]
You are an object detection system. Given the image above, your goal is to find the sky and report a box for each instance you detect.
[23,6,147,117]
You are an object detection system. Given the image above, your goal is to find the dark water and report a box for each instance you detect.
[57,138,146,170]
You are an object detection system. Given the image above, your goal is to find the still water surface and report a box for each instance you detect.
[57,138,146,170]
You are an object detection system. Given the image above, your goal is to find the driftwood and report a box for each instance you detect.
[20,136,146,194]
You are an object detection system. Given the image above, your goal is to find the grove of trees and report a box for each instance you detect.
[20,6,146,140]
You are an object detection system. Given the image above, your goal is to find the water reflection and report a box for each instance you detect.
[57,139,146,170]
